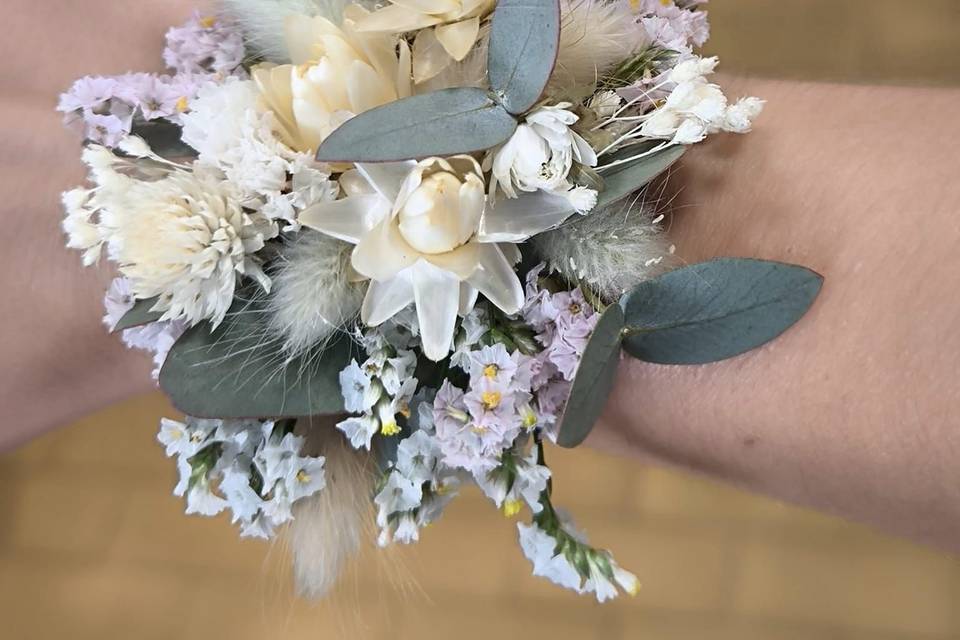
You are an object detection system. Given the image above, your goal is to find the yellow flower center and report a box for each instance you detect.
[296,469,311,484]
[483,364,499,379]
[569,302,581,315]
[381,421,401,436]
[481,391,502,410]
[503,499,523,518]
[522,410,538,429]
[175,96,189,113]
[200,16,217,29]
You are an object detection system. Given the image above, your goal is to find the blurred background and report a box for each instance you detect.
[3,1,960,639]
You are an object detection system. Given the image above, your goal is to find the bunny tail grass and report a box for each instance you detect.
[266,230,365,357]
[221,0,352,62]
[531,197,676,302]
[289,419,377,599]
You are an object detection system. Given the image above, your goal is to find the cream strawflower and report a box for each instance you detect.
[354,0,494,83]
[63,145,277,327]
[252,8,412,153]
[301,156,581,360]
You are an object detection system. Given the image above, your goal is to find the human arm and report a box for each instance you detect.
[596,77,960,551]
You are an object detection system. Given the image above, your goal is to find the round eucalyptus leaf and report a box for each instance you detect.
[555,303,625,449]
[595,144,687,210]
[487,0,561,115]
[113,297,163,332]
[621,258,823,365]
[129,121,197,160]
[315,88,517,162]
[159,301,356,419]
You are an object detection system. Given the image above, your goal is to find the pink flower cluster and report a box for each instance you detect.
[521,267,601,440]
[430,268,601,475]
[57,13,245,147]
[636,0,710,54]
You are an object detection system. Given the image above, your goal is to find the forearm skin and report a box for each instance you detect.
[596,78,960,551]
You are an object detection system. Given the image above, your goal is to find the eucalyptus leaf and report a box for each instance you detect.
[113,297,163,332]
[159,300,356,418]
[129,120,197,160]
[314,88,517,162]
[620,258,823,365]
[595,144,686,211]
[487,0,561,114]
[555,303,624,449]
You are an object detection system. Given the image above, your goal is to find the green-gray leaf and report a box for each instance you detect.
[129,121,197,160]
[113,297,163,332]
[555,303,624,448]
[314,88,517,162]
[159,301,356,419]
[620,258,823,365]
[488,0,561,115]
[595,144,686,211]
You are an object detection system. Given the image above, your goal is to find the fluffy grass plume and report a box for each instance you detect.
[531,192,675,302]
[221,0,352,61]
[289,420,376,599]
[266,230,365,357]
[551,0,650,97]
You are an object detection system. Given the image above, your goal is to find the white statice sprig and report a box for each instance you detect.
[336,321,421,449]
[515,442,639,602]
[158,417,326,539]
[593,57,764,171]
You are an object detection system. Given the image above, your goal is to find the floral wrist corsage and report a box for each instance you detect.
[60,0,820,601]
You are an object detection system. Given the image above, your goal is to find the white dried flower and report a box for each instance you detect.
[492,104,598,198]
[63,147,277,327]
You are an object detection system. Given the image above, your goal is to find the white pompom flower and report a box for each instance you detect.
[62,145,277,327]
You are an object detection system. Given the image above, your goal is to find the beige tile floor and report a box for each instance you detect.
[3,1,960,639]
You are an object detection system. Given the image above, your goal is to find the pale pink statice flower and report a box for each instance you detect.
[163,12,246,76]
[103,278,187,380]
[635,0,710,54]
[58,14,246,147]
[520,266,601,439]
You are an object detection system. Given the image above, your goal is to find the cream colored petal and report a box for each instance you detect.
[412,28,454,83]
[477,191,575,242]
[339,169,376,197]
[434,17,480,62]
[413,261,460,361]
[352,218,419,281]
[422,241,480,279]
[284,15,322,65]
[457,176,486,241]
[391,0,461,15]
[460,0,494,18]
[499,242,522,266]
[362,270,415,325]
[354,4,443,33]
[298,194,389,244]
[253,65,300,147]
[467,243,524,315]
[571,131,599,167]
[355,161,417,203]
[396,39,413,98]
[459,283,479,316]
[346,60,394,113]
